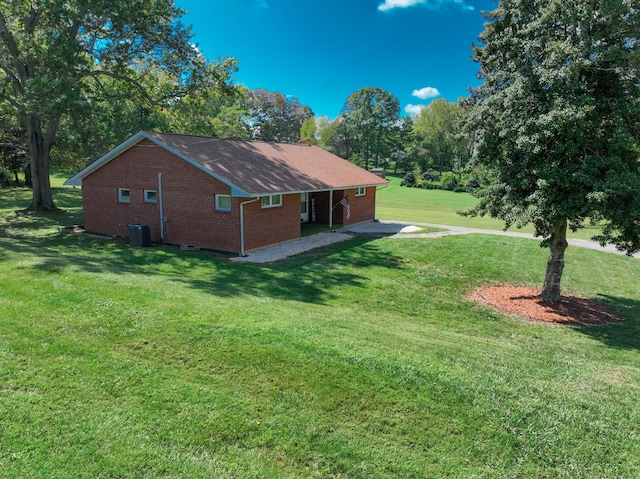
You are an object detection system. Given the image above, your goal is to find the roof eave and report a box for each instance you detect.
[63,131,149,186]
[63,131,252,197]
[247,180,390,197]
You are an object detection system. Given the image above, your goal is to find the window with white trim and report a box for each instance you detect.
[355,186,367,196]
[144,190,157,203]
[216,194,231,211]
[118,188,130,203]
[260,194,282,208]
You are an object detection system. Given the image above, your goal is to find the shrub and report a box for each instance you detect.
[0,167,11,187]
[453,186,469,193]
[400,172,416,187]
[440,172,458,191]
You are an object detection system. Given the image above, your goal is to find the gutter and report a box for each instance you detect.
[374,183,389,220]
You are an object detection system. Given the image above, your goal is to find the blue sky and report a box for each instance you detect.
[177,0,496,119]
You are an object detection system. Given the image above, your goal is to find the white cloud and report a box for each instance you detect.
[405,104,426,115]
[378,0,474,12]
[412,86,440,99]
[378,0,426,11]
[452,0,475,11]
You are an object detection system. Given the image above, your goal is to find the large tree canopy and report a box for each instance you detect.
[337,87,401,169]
[464,0,640,301]
[412,98,468,174]
[49,62,244,172]
[245,89,313,143]
[0,0,233,210]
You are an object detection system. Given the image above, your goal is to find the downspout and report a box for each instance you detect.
[158,172,165,242]
[239,197,260,257]
[375,183,389,219]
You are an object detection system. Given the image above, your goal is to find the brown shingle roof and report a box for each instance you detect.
[144,131,389,195]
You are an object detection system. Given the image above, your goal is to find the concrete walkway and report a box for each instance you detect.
[231,219,639,263]
[375,220,640,257]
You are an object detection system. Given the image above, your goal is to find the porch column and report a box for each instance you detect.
[329,190,333,227]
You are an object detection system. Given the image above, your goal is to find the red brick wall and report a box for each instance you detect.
[80,139,378,252]
[342,187,377,226]
[81,139,301,253]
[242,194,301,251]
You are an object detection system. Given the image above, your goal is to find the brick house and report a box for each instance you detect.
[65,131,389,254]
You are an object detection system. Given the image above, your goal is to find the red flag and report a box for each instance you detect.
[340,196,350,220]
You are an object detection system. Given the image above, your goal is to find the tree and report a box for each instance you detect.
[325,116,354,159]
[412,98,467,175]
[391,115,413,174]
[0,101,28,185]
[316,115,347,156]
[51,66,246,172]
[163,62,245,138]
[0,1,233,210]
[209,102,251,140]
[464,0,640,302]
[338,87,401,169]
[245,89,313,143]
[51,68,173,171]
[300,116,317,144]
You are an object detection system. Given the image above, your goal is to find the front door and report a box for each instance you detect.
[300,192,309,222]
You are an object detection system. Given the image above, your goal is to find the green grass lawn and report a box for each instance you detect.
[1,177,640,478]
[376,175,605,241]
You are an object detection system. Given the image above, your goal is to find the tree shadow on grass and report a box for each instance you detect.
[1,208,83,230]
[192,238,405,303]
[575,294,640,351]
[0,184,82,212]
[0,211,405,305]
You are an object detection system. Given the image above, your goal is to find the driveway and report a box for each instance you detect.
[231,220,639,263]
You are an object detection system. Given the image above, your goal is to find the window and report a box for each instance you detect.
[118,188,130,203]
[355,186,366,197]
[216,194,231,211]
[144,190,157,203]
[260,194,282,208]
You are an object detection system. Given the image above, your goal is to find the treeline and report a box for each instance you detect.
[0,1,323,209]
[0,0,470,209]
[0,78,315,180]
[2,78,470,189]
[313,89,473,186]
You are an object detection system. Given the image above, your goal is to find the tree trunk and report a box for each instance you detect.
[541,219,568,302]
[25,114,58,211]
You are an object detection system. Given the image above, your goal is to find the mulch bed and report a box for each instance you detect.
[467,285,623,326]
